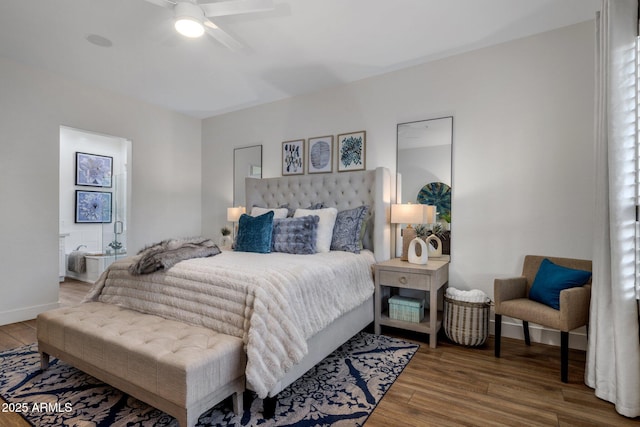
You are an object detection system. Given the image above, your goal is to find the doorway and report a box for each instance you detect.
[59,126,132,283]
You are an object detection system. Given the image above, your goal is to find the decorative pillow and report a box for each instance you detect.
[234,211,274,253]
[272,215,320,254]
[305,203,325,210]
[250,206,288,219]
[331,205,369,253]
[294,207,338,253]
[528,258,592,310]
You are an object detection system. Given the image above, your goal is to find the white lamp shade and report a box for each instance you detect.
[424,205,436,224]
[391,204,427,225]
[227,206,246,222]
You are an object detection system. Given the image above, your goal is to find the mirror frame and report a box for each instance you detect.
[233,144,262,207]
[396,116,453,256]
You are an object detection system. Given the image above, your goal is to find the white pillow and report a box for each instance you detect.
[250,207,288,219]
[294,207,338,253]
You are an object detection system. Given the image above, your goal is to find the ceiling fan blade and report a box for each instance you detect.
[200,0,274,17]
[203,19,243,51]
[143,0,177,9]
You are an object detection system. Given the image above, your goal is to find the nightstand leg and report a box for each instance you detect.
[430,284,437,348]
[374,276,381,335]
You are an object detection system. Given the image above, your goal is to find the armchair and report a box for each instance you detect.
[494,255,592,382]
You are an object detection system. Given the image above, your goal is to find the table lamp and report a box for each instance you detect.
[226,206,246,241]
[391,203,429,263]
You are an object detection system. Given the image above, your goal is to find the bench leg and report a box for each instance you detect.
[263,396,277,418]
[39,352,50,371]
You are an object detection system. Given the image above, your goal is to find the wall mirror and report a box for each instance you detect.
[396,116,453,256]
[233,145,262,207]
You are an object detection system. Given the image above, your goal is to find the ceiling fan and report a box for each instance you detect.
[143,0,275,50]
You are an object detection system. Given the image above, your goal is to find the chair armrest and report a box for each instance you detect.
[559,284,591,331]
[494,276,527,313]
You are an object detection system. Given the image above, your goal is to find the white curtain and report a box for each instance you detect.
[587,0,640,418]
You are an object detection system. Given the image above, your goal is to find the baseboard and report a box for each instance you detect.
[491,318,587,351]
[0,302,61,326]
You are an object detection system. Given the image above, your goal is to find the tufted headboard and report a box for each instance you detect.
[245,167,391,261]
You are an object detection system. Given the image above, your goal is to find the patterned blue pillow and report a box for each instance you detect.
[234,211,274,253]
[331,205,369,253]
[272,215,319,254]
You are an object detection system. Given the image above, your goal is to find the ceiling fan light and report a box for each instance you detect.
[175,18,204,38]
[173,2,205,38]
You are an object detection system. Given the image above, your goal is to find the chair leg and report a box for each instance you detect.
[561,331,569,383]
[523,321,531,346]
[585,322,589,338]
[494,314,502,357]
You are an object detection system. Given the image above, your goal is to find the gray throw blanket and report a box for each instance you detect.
[129,237,221,275]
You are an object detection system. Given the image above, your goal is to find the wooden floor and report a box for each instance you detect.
[0,279,636,426]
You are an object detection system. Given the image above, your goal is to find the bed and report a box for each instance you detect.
[83,167,390,409]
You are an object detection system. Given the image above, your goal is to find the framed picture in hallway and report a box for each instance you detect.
[75,152,113,187]
[75,190,112,223]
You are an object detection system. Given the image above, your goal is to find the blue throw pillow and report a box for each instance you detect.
[234,211,274,253]
[528,258,592,310]
[330,205,369,253]
[272,215,319,254]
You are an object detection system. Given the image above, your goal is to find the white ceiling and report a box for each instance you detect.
[0,0,598,119]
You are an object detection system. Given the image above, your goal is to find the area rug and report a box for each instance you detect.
[0,332,418,426]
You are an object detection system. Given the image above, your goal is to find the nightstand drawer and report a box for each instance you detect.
[378,270,430,288]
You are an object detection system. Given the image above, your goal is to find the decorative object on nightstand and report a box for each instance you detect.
[374,258,449,348]
[426,234,442,257]
[391,203,436,264]
[415,223,446,258]
[226,206,246,241]
[219,226,232,249]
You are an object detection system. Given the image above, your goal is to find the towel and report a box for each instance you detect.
[445,287,489,303]
[67,251,87,273]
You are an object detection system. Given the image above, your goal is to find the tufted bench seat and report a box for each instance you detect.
[37,302,245,427]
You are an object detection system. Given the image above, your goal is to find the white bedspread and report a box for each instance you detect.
[85,250,375,398]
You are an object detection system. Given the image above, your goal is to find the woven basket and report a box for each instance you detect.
[443,296,490,347]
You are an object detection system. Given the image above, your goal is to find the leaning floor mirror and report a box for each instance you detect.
[396,116,453,258]
[233,145,262,208]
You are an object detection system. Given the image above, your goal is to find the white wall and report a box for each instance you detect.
[202,22,595,348]
[0,57,202,325]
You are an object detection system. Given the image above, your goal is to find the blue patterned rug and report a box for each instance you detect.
[0,332,418,426]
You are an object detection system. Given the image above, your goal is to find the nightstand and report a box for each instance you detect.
[374,257,450,348]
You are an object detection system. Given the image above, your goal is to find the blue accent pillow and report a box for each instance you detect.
[528,258,592,310]
[272,215,319,254]
[234,211,274,253]
[330,205,369,253]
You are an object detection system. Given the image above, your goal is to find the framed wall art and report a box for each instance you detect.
[307,135,333,174]
[76,152,113,187]
[337,131,366,172]
[75,190,112,223]
[282,139,305,176]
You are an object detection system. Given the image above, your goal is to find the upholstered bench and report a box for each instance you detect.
[37,302,245,427]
